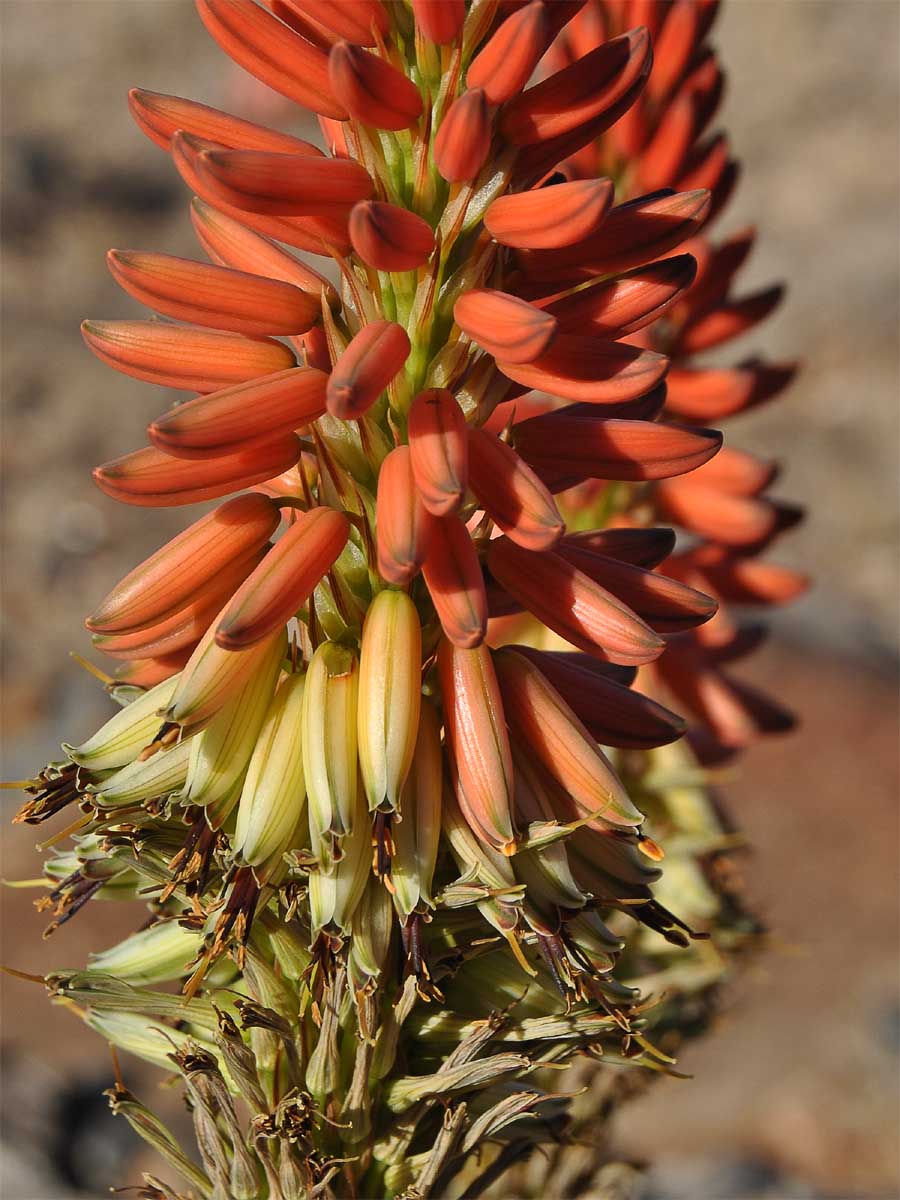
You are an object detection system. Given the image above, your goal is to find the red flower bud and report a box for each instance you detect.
[329,42,423,130]
[454,289,558,364]
[434,89,491,183]
[326,321,410,419]
[349,201,435,271]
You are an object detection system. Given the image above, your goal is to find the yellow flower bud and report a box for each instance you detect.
[357,589,422,813]
[308,783,371,937]
[302,641,359,852]
[182,628,286,813]
[391,698,442,920]
[233,672,307,876]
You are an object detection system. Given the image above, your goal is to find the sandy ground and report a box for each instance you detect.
[1,2,898,1197]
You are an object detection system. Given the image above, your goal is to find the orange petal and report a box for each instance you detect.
[348,201,435,271]
[496,335,667,403]
[265,0,339,52]
[193,148,373,217]
[329,42,423,130]
[87,493,279,633]
[148,367,328,458]
[543,256,697,338]
[107,250,320,337]
[190,198,339,305]
[555,540,718,632]
[326,321,410,419]
[127,87,323,154]
[421,516,488,649]
[486,537,665,665]
[467,1,550,105]
[686,445,777,496]
[438,640,516,854]
[81,319,295,392]
[493,647,643,826]
[408,389,468,517]
[215,506,350,649]
[513,411,723,482]
[195,0,348,119]
[674,286,784,354]
[281,0,388,45]
[508,646,686,749]
[517,189,711,283]
[172,132,351,256]
[411,0,465,44]
[684,225,756,309]
[468,428,564,551]
[93,436,301,507]
[376,445,435,585]
[484,178,614,250]
[454,289,558,364]
[434,89,491,183]
[500,28,651,146]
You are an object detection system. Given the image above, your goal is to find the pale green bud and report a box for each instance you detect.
[64,674,179,770]
[391,697,442,920]
[302,641,359,851]
[88,920,202,986]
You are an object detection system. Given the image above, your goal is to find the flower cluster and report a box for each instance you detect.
[12,2,803,1196]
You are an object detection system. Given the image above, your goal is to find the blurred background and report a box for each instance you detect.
[1,2,897,1197]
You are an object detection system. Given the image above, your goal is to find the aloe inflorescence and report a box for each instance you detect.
[10,2,805,1197]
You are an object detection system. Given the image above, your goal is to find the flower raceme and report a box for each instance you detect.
[40,0,727,954]
[13,6,802,1172]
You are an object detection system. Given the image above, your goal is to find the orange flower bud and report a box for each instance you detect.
[636,93,698,193]
[656,479,780,548]
[433,89,491,183]
[148,367,328,459]
[326,321,410,419]
[664,363,796,421]
[670,547,810,608]
[215,506,350,649]
[468,429,563,551]
[509,646,687,750]
[106,250,320,338]
[87,493,279,633]
[513,410,723,482]
[193,148,374,217]
[674,285,784,355]
[484,178,614,250]
[564,526,676,569]
[410,0,464,44]
[92,554,266,660]
[486,537,664,666]
[454,290,558,365]
[683,446,777,497]
[647,0,704,101]
[467,1,550,105]
[500,28,651,146]
[543,255,697,337]
[348,201,435,271]
[284,0,388,45]
[493,647,643,827]
[421,516,488,649]
[376,446,435,585]
[190,198,339,305]
[93,436,302,508]
[113,655,188,689]
[438,640,516,855]
[172,132,351,256]
[407,389,468,517]
[127,86,322,154]
[329,42,423,130]
[195,0,349,120]
[496,336,667,404]
[518,190,711,282]
[81,319,295,393]
[555,539,718,632]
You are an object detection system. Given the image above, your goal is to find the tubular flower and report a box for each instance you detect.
[12,3,803,1196]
